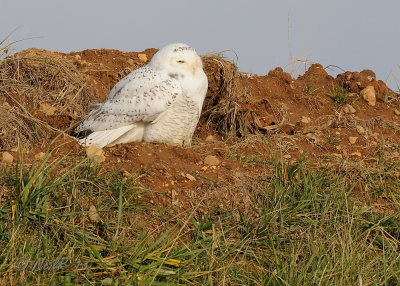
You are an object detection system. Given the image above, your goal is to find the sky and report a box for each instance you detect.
[1,0,399,89]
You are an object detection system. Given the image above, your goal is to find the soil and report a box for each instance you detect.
[1,47,400,215]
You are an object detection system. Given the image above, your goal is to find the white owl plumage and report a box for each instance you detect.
[73,43,208,147]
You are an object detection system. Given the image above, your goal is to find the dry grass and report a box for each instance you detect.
[201,54,258,137]
[0,48,95,149]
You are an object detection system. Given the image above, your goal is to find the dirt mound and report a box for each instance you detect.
[0,47,399,160]
[1,46,400,219]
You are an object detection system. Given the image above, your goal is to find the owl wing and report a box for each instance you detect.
[74,66,182,135]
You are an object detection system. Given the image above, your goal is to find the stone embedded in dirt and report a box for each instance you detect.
[332,153,343,159]
[39,103,57,116]
[351,151,362,157]
[371,132,380,141]
[171,190,179,205]
[34,152,47,160]
[394,109,400,116]
[205,135,215,142]
[2,152,13,164]
[356,125,365,134]
[88,205,100,223]
[301,116,311,124]
[204,155,220,166]
[3,101,11,109]
[86,145,106,163]
[348,137,358,144]
[343,104,356,114]
[138,53,148,62]
[361,86,376,106]
[185,174,196,181]
[127,59,135,66]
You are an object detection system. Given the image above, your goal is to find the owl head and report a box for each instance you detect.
[149,43,204,78]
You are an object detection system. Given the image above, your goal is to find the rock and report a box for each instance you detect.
[2,152,13,163]
[371,132,380,141]
[3,101,11,108]
[127,59,134,66]
[301,116,311,124]
[138,53,148,62]
[351,152,362,157]
[185,174,196,181]
[39,103,57,116]
[355,125,365,134]
[86,145,106,163]
[204,155,220,166]
[88,205,100,223]
[343,104,356,114]
[205,135,214,142]
[394,109,400,116]
[361,85,376,106]
[171,190,179,205]
[75,54,81,60]
[34,152,47,160]
[348,137,358,144]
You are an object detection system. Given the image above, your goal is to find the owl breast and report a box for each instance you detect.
[143,96,200,146]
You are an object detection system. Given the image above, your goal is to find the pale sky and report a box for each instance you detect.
[1,0,399,89]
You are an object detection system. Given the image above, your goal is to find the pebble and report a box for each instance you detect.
[34,152,46,160]
[2,152,13,163]
[205,135,215,142]
[301,116,311,124]
[361,85,376,106]
[86,145,106,163]
[39,103,57,116]
[351,152,362,157]
[371,132,380,141]
[138,53,148,62]
[88,205,100,223]
[348,137,358,144]
[343,104,356,114]
[394,109,400,116]
[355,125,365,134]
[185,174,196,181]
[204,155,220,166]
[171,190,179,205]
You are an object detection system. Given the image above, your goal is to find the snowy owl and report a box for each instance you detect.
[73,43,208,147]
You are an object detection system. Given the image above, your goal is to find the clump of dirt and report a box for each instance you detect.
[336,69,396,102]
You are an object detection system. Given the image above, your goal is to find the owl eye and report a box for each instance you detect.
[177,60,185,64]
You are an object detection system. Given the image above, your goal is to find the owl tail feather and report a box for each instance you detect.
[77,124,136,148]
